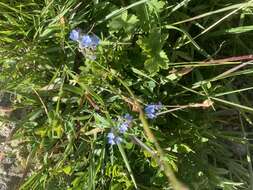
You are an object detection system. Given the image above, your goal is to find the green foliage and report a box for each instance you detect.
[108,11,139,33]
[137,29,169,73]
[1,0,253,190]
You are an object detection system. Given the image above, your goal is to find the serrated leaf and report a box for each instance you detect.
[137,29,169,74]
[144,58,159,73]
[144,51,169,74]
[158,50,169,68]
[108,11,139,33]
[137,29,167,55]
[148,0,165,13]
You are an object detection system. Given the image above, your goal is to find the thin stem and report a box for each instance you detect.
[117,78,188,190]
[240,113,253,189]
[32,87,49,118]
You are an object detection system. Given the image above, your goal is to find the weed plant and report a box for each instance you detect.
[1,0,253,189]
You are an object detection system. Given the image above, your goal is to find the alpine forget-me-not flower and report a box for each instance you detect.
[107,132,122,145]
[81,35,92,48]
[119,122,129,133]
[124,113,133,122]
[107,113,133,145]
[145,102,162,119]
[69,29,80,41]
[69,29,100,60]
[118,113,133,133]
[81,34,100,48]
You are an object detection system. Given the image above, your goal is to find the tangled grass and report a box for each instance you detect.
[1,0,253,189]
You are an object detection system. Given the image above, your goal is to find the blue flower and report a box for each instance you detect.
[145,102,162,119]
[70,29,100,49]
[108,138,116,145]
[107,132,115,139]
[81,34,100,48]
[119,122,129,133]
[81,35,92,47]
[145,105,157,119]
[124,113,133,122]
[69,29,80,41]
[107,132,122,145]
[90,35,100,46]
[107,132,115,145]
[146,112,156,119]
[114,137,122,144]
[118,113,133,133]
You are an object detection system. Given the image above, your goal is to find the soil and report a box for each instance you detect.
[0,93,22,190]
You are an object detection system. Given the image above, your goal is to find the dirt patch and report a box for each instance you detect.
[0,93,22,190]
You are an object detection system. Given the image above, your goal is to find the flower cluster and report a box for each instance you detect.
[107,114,133,145]
[107,132,122,145]
[145,102,162,119]
[118,113,133,133]
[69,29,100,60]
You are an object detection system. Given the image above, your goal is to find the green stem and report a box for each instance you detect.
[92,61,187,189]
[240,113,253,189]
[117,78,187,190]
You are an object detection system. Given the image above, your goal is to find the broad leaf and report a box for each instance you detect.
[138,29,169,74]
[108,11,139,33]
[148,0,165,13]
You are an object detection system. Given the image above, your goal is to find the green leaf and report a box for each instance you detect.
[148,0,165,13]
[178,144,195,153]
[143,150,152,158]
[35,127,47,137]
[97,0,148,25]
[94,113,111,128]
[108,11,139,33]
[132,67,158,83]
[117,144,138,189]
[144,58,159,73]
[137,29,167,54]
[144,51,169,74]
[158,50,169,68]
[62,166,72,175]
[164,157,178,172]
[137,29,169,74]
[151,158,158,167]
[53,124,64,138]
[166,73,179,81]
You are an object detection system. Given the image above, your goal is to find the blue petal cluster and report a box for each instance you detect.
[118,113,133,133]
[124,113,133,121]
[81,35,100,48]
[145,102,162,119]
[107,113,133,145]
[69,29,80,41]
[107,132,122,145]
[119,122,129,133]
[69,29,100,48]
[81,35,92,47]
